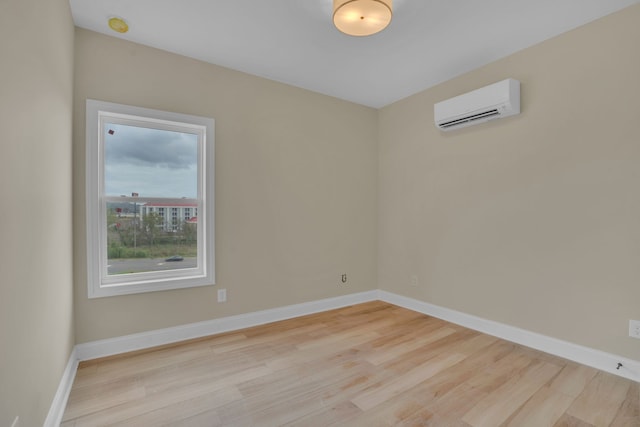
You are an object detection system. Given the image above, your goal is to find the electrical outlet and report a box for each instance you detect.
[217,288,227,303]
[629,319,640,339]
[410,275,418,287]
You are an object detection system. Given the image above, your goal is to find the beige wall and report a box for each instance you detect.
[0,0,75,425]
[378,5,640,360]
[73,29,379,343]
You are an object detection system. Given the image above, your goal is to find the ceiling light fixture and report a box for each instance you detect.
[333,0,392,37]
[108,17,129,34]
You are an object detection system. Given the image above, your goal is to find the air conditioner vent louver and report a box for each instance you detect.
[439,109,500,128]
[434,79,520,131]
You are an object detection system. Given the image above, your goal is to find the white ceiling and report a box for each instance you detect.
[69,0,638,108]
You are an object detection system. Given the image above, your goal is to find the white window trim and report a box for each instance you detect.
[86,99,215,298]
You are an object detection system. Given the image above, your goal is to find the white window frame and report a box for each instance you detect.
[86,99,215,298]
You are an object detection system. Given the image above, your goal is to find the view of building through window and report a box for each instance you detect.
[104,122,199,275]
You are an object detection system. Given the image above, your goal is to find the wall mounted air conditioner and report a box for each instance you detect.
[434,78,520,131]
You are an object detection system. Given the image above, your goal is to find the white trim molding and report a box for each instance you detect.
[43,347,79,427]
[75,291,379,361]
[377,290,640,383]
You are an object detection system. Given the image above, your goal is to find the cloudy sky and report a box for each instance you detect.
[104,123,198,198]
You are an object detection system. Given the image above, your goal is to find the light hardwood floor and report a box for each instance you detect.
[62,301,639,426]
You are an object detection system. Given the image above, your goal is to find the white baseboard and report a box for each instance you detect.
[43,347,78,427]
[74,290,640,382]
[378,290,640,383]
[75,290,379,361]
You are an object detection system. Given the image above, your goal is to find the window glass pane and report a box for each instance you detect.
[104,123,197,198]
[104,123,199,275]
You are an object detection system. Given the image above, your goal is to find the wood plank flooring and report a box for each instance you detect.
[61,301,639,426]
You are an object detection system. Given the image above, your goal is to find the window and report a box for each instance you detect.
[86,100,215,298]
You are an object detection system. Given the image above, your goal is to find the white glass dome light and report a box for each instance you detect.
[333,0,393,37]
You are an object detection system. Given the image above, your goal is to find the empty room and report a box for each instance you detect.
[1,0,639,426]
